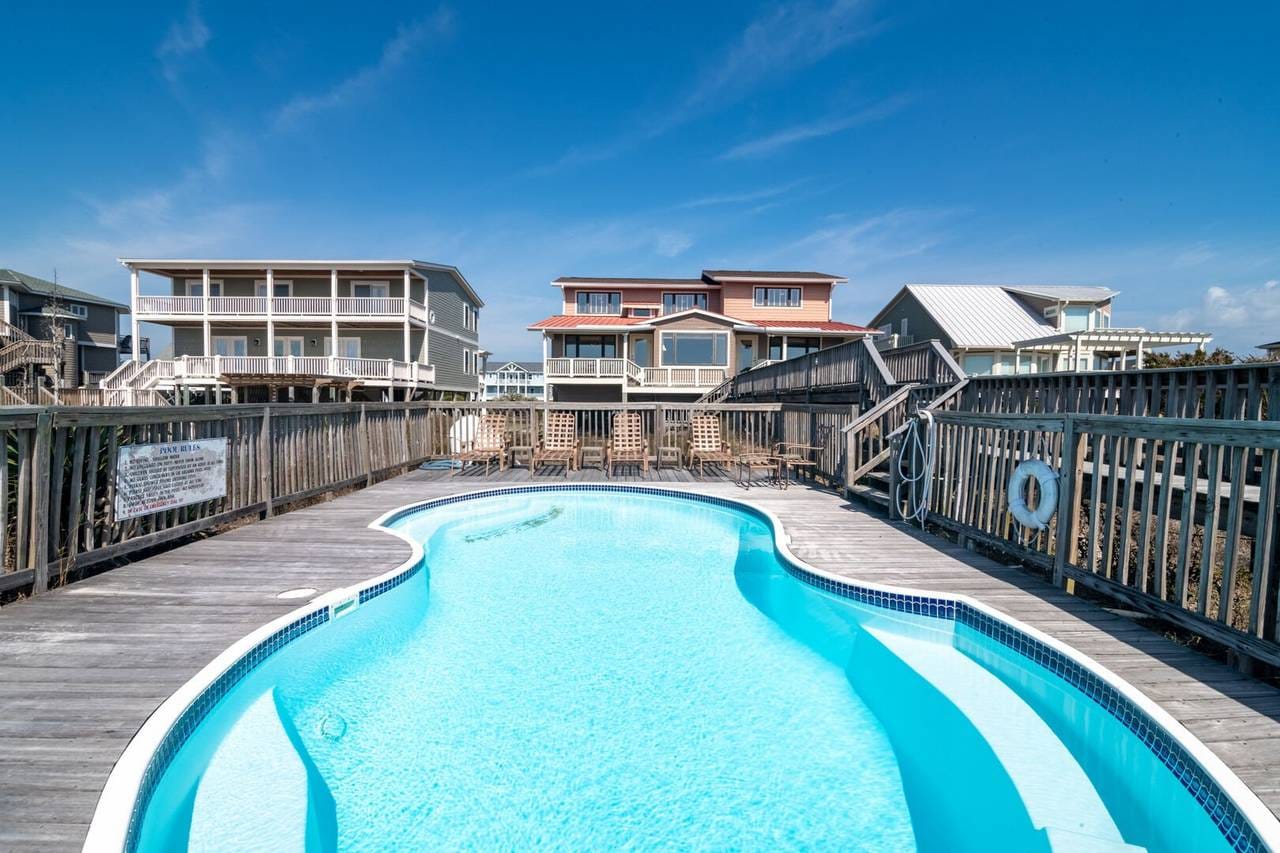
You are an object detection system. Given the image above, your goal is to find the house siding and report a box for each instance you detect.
[871,290,951,347]
[424,268,481,394]
[720,282,831,322]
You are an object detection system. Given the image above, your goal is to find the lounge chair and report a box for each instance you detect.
[453,413,508,475]
[606,411,649,477]
[534,412,580,476]
[687,414,733,475]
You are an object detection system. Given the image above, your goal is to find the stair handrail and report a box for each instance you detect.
[843,383,917,488]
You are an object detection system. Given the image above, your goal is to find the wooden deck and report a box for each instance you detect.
[1,466,1279,850]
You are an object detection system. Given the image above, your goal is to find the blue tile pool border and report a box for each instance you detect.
[119,484,1266,853]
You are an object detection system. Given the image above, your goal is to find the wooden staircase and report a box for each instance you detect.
[0,319,60,388]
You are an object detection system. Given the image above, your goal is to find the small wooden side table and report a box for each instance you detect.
[736,454,780,489]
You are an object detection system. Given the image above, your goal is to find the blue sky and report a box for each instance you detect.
[2,1,1277,359]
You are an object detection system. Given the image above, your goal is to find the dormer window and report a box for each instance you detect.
[754,286,802,308]
[576,291,621,314]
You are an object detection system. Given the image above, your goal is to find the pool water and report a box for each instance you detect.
[137,491,1236,852]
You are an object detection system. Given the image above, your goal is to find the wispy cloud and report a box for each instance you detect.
[720,94,913,159]
[771,207,958,272]
[675,0,879,125]
[535,0,880,173]
[156,1,211,84]
[273,9,454,130]
[672,179,812,210]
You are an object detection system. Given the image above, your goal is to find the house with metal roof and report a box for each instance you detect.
[529,269,876,401]
[868,284,1212,375]
[1258,341,1280,361]
[0,268,128,388]
[113,259,484,402]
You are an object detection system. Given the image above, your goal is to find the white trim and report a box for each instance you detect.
[272,335,305,357]
[254,279,293,297]
[752,285,804,309]
[350,280,390,299]
[572,290,623,316]
[324,336,361,358]
[657,329,731,367]
[83,485,1280,853]
[211,335,248,357]
[184,278,223,297]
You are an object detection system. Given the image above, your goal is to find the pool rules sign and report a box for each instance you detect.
[115,438,229,521]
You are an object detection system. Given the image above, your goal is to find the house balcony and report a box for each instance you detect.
[545,358,727,389]
[134,296,429,323]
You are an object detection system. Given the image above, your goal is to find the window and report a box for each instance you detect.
[63,323,75,339]
[1063,306,1091,332]
[463,349,474,374]
[273,336,304,357]
[352,281,389,298]
[462,303,479,331]
[629,307,655,317]
[662,292,707,314]
[185,279,223,297]
[324,337,361,358]
[575,291,621,315]
[631,336,652,367]
[66,304,88,318]
[962,353,995,375]
[753,287,802,308]
[563,335,616,358]
[212,336,247,357]
[255,280,293,297]
[900,318,909,336]
[660,332,728,366]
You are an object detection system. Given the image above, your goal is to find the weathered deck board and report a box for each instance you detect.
[0,465,1277,850]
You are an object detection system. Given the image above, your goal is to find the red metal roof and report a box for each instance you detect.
[528,315,877,333]
[757,320,878,332]
[528,315,650,329]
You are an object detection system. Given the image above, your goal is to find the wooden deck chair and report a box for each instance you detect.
[533,412,580,476]
[452,413,507,475]
[606,411,649,477]
[687,414,733,475]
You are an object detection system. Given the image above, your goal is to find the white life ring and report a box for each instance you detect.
[1008,459,1058,530]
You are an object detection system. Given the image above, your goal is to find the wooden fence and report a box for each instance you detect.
[959,363,1280,420]
[892,410,1280,668]
[0,401,856,599]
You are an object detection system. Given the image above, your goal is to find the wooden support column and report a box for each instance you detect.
[265,267,275,359]
[129,267,141,360]
[259,405,273,517]
[31,412,53,594]
[402,269,412,362]
[330,268,339,366]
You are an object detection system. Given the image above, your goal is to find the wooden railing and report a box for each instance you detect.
[879,339,966,385]
[958,363,1280,420]
[844,384,917,487]
[893,409,1280,668]
[0,401,861,600]
[726,338,896,405]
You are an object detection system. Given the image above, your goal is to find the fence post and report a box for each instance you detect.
[887,432,902,521]
[1052,414,1082,588]
[259,405,273,517]
[654,404,666,468]
[30,410,53,594]
[360,403,372,487]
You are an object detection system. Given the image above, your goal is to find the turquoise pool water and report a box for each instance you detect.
[136,490,1239,851]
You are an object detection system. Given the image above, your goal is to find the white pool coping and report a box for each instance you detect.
[83,484,1280,852]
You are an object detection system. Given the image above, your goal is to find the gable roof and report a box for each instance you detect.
[553,276,708,287]
[0,268,130,310]
[488,360,543,373]
[888,285,1058,349]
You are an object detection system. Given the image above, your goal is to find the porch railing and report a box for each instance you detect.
[135,296,426,318]
[893,409,1280,668]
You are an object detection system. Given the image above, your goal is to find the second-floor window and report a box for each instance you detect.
[754,286,802,308]
[67,304,88,318]
[185,279,222,297]
[463,303,478,331]
[575,291,621,314]
[662,292,707,314]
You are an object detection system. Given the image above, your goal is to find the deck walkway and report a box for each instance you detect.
[1,466,1279,850]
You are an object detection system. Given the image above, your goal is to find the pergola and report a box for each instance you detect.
[1010,328,1213,371]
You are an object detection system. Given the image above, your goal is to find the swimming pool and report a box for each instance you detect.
[93,486,1278,851]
